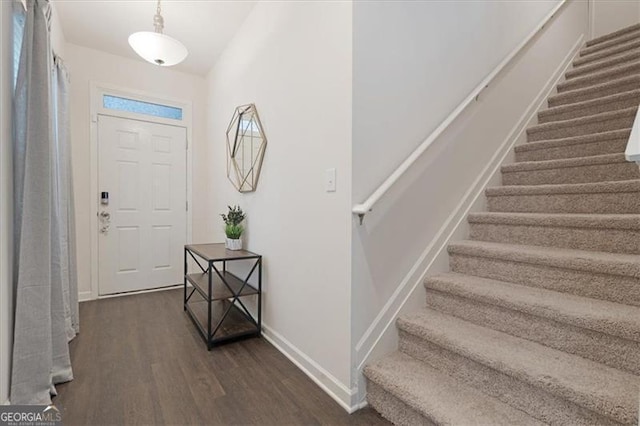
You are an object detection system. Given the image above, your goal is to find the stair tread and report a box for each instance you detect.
[514,128,630,153]
[397,309,640,424]
[586,23,640,47]
[425,272,640,342]
[548,74,640,105]
[365,352,545,426]
[580,35,640,58]
[538,88,640,120]
[486,179,640,196]
[568,48,640,77]
[447,240,640,278]
[502,152,629,173]
[527,107,637,136]
[558,61,640,92]
[574,38,640,67]
[467,211,640,229]
[581,30,640,55]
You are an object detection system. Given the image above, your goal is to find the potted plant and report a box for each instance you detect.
[221,205,245,250]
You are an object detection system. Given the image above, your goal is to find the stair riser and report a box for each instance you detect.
[575,39,640,66]
[515,139,627,162]
[469,222,640,254]
[502,161,640,185]
[449,253,640,307]
[538,95,640,124]
[527,115,635,142]
[580,32,640,56]
[487,191,640,214]
[398,331,617,425]
[549,80,640,107]
[558,64,640,94]
[567,51,640,79]
[366,381,435,426]
[425,290,640,375]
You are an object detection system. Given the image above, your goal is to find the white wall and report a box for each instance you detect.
[351,0,589,402]
[591,0,640,38]
[352,0,560,201]
[0,0,13,405]
[50,1,65,57]
[63,44,208,300]
[205,1,354,410]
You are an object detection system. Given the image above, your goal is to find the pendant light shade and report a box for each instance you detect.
[128,0,188,67]
[128,32,188,66]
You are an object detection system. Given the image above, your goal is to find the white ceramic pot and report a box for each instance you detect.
[226,237,242,251]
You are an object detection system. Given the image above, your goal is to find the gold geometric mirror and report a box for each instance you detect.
[226,104,267,193]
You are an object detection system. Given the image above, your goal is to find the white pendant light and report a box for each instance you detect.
[128,0,188,67]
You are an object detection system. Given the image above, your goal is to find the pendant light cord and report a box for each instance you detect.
[153,0,165,34]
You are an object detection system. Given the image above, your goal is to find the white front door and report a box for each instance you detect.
[98,115,187,295]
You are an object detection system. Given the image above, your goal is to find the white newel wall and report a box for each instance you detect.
[0,0,13,405]
[351,0,589,405]
[205,1,354,410]
[63,44,207,300]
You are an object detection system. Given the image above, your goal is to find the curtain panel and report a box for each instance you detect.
[53,55,78,342]
[11,0,77,405]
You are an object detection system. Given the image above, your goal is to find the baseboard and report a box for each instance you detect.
[352,34,586,406]
[2,399,9,405]
[79,284,183,302]
[261,324,358,413]
[352,400,368,411]
[78,291,93,302]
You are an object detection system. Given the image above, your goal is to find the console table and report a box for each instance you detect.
[183,243,262,350]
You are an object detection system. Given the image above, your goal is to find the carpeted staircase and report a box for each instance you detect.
[364,23,640,425]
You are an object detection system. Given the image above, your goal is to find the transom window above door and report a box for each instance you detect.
[102,94,183,121]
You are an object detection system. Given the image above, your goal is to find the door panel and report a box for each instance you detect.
[98,115,187,295]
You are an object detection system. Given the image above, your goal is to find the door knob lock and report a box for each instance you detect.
[99,211,111,234]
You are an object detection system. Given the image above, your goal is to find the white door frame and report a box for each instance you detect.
[89,81,193,301]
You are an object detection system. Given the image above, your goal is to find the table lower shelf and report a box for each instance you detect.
[185,296,259,347]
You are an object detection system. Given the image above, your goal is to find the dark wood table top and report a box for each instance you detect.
[185,243,260,262]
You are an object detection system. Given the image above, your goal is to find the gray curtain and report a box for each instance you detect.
[53,55,78,342]
[11,0,77,405]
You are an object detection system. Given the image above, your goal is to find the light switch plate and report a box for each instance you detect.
[325,168,336,192]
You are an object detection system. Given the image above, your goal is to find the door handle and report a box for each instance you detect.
[99,211,111,234]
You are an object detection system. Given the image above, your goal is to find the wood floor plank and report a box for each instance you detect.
[122,383,163,426]
[151,360,209,425]
[53,289,388,426]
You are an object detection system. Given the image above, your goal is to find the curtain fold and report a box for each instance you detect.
[53,55,78,342]
[11,0,77,405]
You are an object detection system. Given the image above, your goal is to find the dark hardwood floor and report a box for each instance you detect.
[54,289,389,426]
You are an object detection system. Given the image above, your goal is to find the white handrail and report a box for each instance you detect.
[625,105,640,166]
[352,0,568,223]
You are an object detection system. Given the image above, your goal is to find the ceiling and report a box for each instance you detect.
[54,0,258,76]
